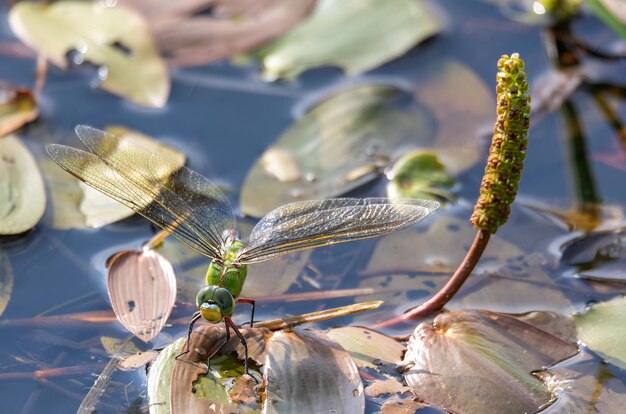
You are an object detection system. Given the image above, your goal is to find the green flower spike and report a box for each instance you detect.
[470,53,531,234]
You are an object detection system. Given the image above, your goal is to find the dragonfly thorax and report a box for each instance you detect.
[196,285,235,323]
[207,233,248,298]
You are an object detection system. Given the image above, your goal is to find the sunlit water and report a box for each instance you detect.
[1,0,626,412]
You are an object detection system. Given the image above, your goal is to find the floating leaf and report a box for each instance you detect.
[539,352,626,414]
[240,84,435,217]
[257,0,440,80]
[100,336,143,356]
[107,248,177,342]
[0,250,13,317]
[0,82,38,136]
[327,326,405,369]
[264,330,364,413]
[147,337,185,414]
[573,296,626,370]
[123,0,316,67]
[0,134,46,235]
[386,149,477,202]
[44,126,185,229]
[403,310,578,414]
[9,1,169,107]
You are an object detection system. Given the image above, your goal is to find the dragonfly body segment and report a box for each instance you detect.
[46,126,440,376]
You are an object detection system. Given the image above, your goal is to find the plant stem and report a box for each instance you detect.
[372,229,491,329]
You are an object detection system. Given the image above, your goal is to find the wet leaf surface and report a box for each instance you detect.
[0,82,38,137]
[148,337,185,414]
[9,1,169,107]
[240,84,435,217]
[573,296,626,370]
[539,352,626,414]
[43,126,186,229]
[0,134,46,235]
[124,0,316,67]
[403,310,579,414]
[327,326,405,369]
[0,249,13,317]
[264,330,364,413]
[257,0,440,80]
[386,149,466,202]
[107,248,177,342]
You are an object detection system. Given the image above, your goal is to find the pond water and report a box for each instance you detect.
[1,0,626,413]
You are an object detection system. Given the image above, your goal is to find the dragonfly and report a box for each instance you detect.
[46,125,439,376]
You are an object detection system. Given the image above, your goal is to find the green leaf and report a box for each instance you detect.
[0,82,38,137]
[257,0,440,80]
[0,134,46,235]
[585,0,626,40]
[9,1,169,107]
[573,296,626,370]
[386,150,457,202]
[403,310,579,414]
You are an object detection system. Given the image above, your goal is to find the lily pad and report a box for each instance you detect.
[403,310,579,414]
[0,82,38,137]
[240,84,435,217]
[44,126,185,229]
[257,0,440,80]
[147,337,185,414]
[9,1,169,107]
[0,250,13,317]
[0,134,46,235]
[124,0,316,67]
[107,248,177,342]
[572,296,626,370]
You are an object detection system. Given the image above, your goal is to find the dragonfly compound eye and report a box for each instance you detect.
[196,285,235,323]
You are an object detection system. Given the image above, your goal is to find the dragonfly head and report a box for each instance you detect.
[196,285,235,323]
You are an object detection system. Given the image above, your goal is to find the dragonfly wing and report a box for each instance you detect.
[241,198,438,263]
[73,125,235,250]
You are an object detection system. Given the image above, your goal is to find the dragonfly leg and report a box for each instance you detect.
[237,298,256,327]
[206,320,231,374]
[225,317,257,383]
[175,311,201,361]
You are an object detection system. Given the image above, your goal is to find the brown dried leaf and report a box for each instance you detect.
[118,350,159,370]
[0,82,38,136]
[123,0,316,67]
[403,310,579,414]
[107,249,177,342]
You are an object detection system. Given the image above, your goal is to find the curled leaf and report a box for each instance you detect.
[9,1,170,107]
[257,0,440,80]
[0,134,46,234]
[107,248,177,342]
[403,310,578,414]
[0,82,38,136]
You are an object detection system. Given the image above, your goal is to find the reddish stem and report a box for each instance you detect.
[373,229,491,329]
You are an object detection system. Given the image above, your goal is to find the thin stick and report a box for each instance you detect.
[372,230,490,329]
[144,230,170,251]
[33,55,47,96]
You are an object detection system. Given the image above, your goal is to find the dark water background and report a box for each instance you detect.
[1,0,626,412]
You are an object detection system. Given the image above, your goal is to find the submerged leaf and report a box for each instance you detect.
[0,250,13,317]
[9,1,169,107]
[124,0,316,67]
[573,296,626,370]
[403,310,578,414]
[107,249,177,342]
[0,134,46,234]
[0,82,38,136]
[257,0,440,80]
[240,84,435,217]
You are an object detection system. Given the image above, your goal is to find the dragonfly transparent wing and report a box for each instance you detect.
[240,198,438,263]
[47,126,235,259]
